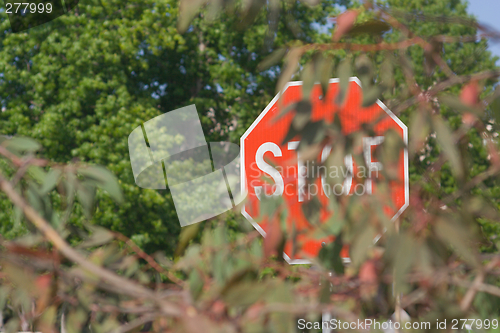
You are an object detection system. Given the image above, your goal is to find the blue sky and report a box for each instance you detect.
[466,0,500,61]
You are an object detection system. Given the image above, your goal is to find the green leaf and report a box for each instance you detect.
[301,61,315,101]
[348,19,391,36]
[3,262,35,293]
[276,47,303,94]
[272,102,298,124]
[325,204,345,236]
[0,285,10,310]
[222,280,273,306]
[281,125,299,146]
[40,305,57,327]
[238,0,266,29]
[432,115,463,178]
[302,196,321,225]
[325,143,346,189]
[27,183,44,215]
[424,39,443,76]
[76,182,96,219]
[435,217,478,267]
[220,267,258,295]
[177,0,207,33]
[439,94,482,114]
[318,232,345,274]
[4,318,20,333]
[409,109,431,155]
[393,233,416,294]
[121,257,140,277]
[78,226,114,248]
[299,121,326,150]
[319,56,334,98]
[319,277,331,304]
[291,100,312,131]
[66,308,88,333]
[259,195,282,218]
[335,57,351,106]
[362,85,383,107]
[13,204,23,229]
[28,165,47,182]
[267,283,294,333]
[4,136,41,152]
[78,165,123,203]
[380,56,395,88]
[175,223,201,257]
[40,169,62,194]
[257,47,287,72]
[350,224,375,267]
[489,95,500,123]
[189,269,204,300]
[415,243,433,275]
[355,54,375,87]
[379,129,405,181]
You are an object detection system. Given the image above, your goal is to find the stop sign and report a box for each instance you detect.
[240,78,408,264]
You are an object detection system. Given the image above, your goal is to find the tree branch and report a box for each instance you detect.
[0,171,182,317]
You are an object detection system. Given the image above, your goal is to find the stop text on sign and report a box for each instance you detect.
[252,136,384,202]
[240,78,409,263]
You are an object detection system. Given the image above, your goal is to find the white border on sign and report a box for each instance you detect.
[240,77,409,265]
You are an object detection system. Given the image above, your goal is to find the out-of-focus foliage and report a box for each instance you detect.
[1,0,500,332]
[0,0,341,255]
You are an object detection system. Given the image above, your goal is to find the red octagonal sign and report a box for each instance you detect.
[240,78,409,264]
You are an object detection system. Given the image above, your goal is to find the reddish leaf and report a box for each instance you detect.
[263,217,283,258]
[359,260,378,298]
[332,10,359,42]
[35,274,53,315]
[460,81,479,106]
[212,300,226,316]
[359,260,377,284]
[246,302,264,321]
[462,112,476,126]
[35,274,52,290]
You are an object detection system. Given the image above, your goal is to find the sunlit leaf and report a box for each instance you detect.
[257,48,287,72]
[348,19,391,36]
[276,48,303,94]
[238,0,266,30]
[177,0,207,33]
[409,109,431,155]
[432,115,463,178]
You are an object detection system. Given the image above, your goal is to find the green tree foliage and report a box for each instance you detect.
[0,0,340,254]
[1,0,500,331]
